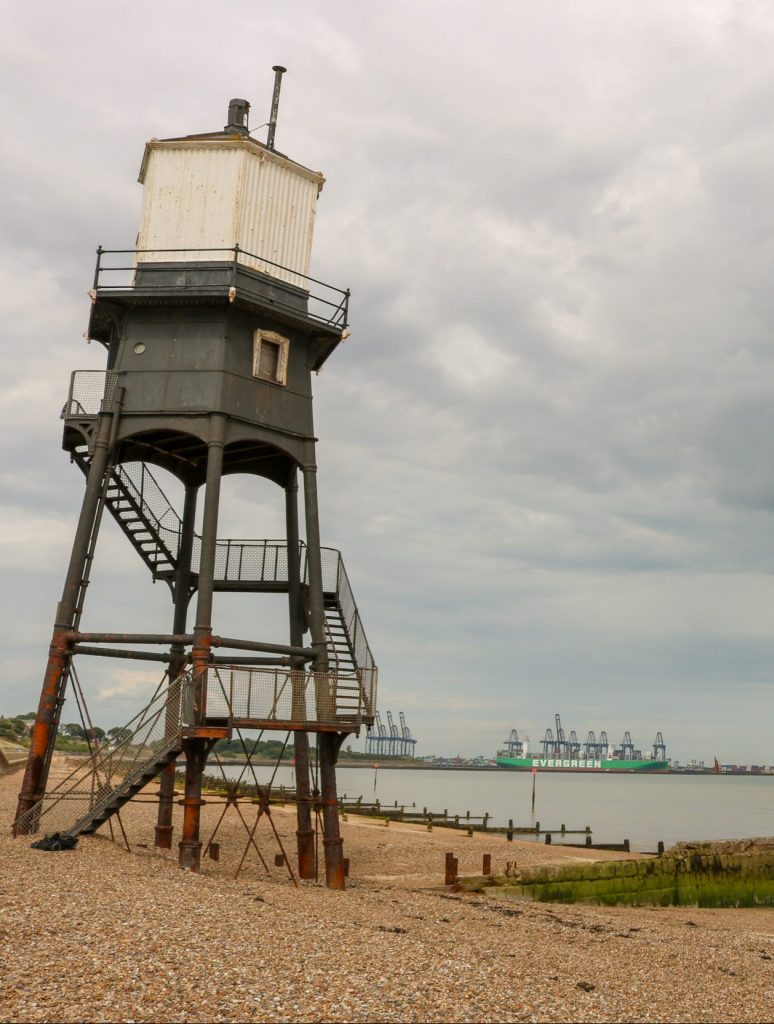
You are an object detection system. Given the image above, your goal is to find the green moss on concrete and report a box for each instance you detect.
[460,842,774,907]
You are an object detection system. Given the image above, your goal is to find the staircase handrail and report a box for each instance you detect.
[112,463,182,564]
[13,673,190,837]
[331,553,376,677]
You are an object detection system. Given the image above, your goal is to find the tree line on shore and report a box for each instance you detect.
[1,715,378,761]
[1,714,413,761]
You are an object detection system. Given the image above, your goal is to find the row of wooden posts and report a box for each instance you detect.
[337,794,593,841]
[207,780,644,851]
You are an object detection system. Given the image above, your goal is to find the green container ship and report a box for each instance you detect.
[495,754,669,773]
[496,716,669,773]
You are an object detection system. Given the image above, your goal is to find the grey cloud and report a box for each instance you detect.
[3,0,774,762]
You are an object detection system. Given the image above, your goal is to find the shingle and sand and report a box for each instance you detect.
[2,761,773,1023]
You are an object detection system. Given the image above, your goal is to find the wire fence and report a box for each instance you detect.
[207,665,376,728]
[14,674,191,838]
[62,371,119,417]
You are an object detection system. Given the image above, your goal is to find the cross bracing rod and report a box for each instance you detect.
[71,645,290,667]
[66,631,314,660]
[210,655,291,666]
[72,645,173,662]
[69,632,193,645]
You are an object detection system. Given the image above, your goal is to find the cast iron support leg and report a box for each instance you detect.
[286,469,315,878]
[293,731,315,879]
[156,481,198,850]
[15,409,115,831]
[303,464,346,889]
[178,416,224,871]
[179,737,209,872]
[319,731,346,890]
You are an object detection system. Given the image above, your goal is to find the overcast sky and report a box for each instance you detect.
[2,1,774,764]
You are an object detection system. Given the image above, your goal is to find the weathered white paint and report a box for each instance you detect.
[136,138,324,288]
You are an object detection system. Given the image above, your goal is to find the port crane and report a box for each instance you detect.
[364,711,417,757]
[507,719,667,763]
[399,712,417,756]
[566,729,581,757]
[504,729,526,757]
[551,714,582,758]
[616,731,636,760]
[540,727,558,757]
[386,711,400,756]
[652,732,666,760]
[584,730,600,758]
[555,713,566,756]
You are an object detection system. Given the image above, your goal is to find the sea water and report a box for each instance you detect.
[217,764,774,851]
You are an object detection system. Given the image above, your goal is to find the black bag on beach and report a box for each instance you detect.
[30,832,79,851]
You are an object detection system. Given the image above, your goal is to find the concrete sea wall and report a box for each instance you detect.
[456,840,774,908]
[0,741,27,776]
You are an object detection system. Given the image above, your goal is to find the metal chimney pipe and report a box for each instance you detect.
[266,65,287,150]
[225,98,250,135]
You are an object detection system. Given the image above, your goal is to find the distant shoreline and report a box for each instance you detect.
[207,759,774,776]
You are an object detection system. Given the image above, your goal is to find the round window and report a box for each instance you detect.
[133,342,146,355]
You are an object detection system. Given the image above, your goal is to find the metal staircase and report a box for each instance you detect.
[73,453,180,583]
[323,596,365,716]
[14,674,190,838]
[73,735,182,836]
[70,443,377,719]
[105,466,178,580]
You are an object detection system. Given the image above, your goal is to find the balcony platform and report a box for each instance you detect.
[88,249,349,365]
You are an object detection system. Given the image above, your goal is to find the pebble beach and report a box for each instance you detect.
[2,760,774,1023]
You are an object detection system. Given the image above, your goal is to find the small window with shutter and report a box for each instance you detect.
[253,330,289,386]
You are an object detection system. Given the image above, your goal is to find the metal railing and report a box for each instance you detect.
[211,538,290,584]
[62,370,119,418]
[206,664,377,729]
[330,556,377,682]
[14,674,191,837]
[112,462,182,568]
[93,246,349,330]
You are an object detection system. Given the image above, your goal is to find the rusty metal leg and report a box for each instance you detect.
[155,481,198,850]
[302,465,345,889]
[15,410,115,831]
[178,417,224,871]
[294,731,315,879]
[155,763,176,850]
[319,731,345,890]
[190,415,224,717]
[14,629,72,833]
[178,738,207,872]
[286,469,315,879]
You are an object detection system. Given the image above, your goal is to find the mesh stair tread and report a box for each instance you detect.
[66,737,182,837]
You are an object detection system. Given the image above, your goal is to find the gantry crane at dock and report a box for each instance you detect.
[504,730,526,757]
[652,732,666,760]
[616,731,636,760]
[513,718,666,764]
[365,711,417,757]
[540,727,557,757]
[584,731,599,758]
[399,713,417,756]
[598,730,610,758]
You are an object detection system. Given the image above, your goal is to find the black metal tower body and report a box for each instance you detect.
[14,94,377,889]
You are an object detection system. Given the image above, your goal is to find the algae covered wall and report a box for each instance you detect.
[457,841,774,908]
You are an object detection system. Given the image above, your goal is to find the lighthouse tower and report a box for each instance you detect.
[14,73,377,889]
